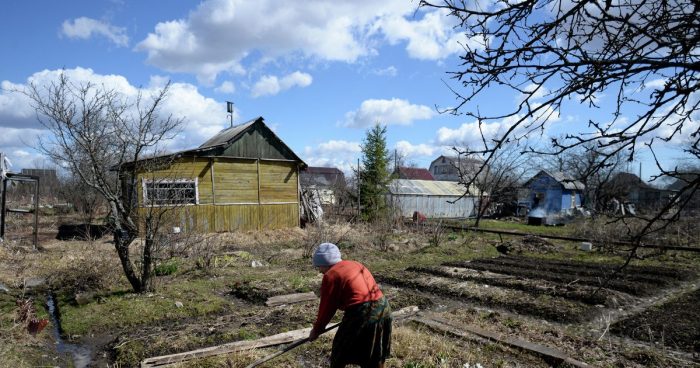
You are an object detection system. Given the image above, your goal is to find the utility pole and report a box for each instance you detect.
[394,149,398,173]
[357,159,361,218]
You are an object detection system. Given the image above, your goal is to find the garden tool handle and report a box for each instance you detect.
[244,322,341,368]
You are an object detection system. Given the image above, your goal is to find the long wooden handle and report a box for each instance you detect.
[244,322,341,368]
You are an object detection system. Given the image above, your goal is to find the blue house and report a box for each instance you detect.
[524,171,585,214]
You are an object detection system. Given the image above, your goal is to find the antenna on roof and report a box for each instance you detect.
[226,101,234,128]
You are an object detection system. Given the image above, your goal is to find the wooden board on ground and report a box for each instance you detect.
[412,314,593,368]
[141,305,420,368]
[265,292,317,307]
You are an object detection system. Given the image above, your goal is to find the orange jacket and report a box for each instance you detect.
[312,260,383,332]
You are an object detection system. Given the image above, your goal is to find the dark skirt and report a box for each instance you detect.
[331,297,392,368]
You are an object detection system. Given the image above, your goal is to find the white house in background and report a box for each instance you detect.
[428,155,484,182]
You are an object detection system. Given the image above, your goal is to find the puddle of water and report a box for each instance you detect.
[46,294,93,368]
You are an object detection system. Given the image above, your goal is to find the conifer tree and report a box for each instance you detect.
[359,124,390,221]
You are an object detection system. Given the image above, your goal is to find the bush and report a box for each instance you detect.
[49,251,119,294]
[154,260,179,276]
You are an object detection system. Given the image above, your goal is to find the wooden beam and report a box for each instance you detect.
[256,158,261,231]
[141,305,420,368]
[265,292,317,307]
[6,208,33,213]
[210,158,216,231]
[140,326,320,367]
[412,314,594,368]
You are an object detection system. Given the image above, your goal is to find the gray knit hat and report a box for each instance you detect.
[312,243,342,267]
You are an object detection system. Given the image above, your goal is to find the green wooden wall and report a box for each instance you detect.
[136,156,299,232]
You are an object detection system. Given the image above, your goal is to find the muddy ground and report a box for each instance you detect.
[1,219,699,367]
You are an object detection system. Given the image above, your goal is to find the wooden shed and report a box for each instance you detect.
[122,117,306,232]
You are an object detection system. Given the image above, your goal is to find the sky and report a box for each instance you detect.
[0,0,694,181]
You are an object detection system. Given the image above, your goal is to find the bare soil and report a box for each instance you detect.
[407,265,620,306]
[378,271,597,323]
[611,287,700,353]
[443,258,672,296]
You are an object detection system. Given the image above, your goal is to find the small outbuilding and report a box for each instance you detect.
[300,166,346,205]
[121,117,306,232]
[386,179,479,218]
[524,170,584,214]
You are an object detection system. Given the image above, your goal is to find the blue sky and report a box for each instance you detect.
[0,0,693,180]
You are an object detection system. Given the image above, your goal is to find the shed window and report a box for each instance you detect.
[143,178,199,206]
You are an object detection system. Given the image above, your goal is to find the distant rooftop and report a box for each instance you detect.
[395,167,434,180]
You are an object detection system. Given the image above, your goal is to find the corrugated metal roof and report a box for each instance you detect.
[198,117,259,149]
[388,179,479,196]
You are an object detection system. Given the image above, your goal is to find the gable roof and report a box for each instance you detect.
[429,155,483,167]
[526,170,585,191]
[395,167,434,180]
[610,172,654,190]
[198,118,257,149]
[118,116,306,170]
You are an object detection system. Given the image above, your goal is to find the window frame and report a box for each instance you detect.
[141,178,199,207]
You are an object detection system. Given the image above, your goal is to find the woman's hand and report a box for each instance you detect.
[308,328,320,341]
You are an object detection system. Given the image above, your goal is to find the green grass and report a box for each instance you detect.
[465,219,573,236]
[60,278,231,336]
[357,234,500,273]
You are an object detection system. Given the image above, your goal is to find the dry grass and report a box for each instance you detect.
[2,217,698,368]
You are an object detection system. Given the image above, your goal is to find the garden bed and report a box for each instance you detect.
[611,288,700,353]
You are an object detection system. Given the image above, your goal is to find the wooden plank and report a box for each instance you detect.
[265,292,317,307]
[7,208,33,213]
[412,314,594,368]
[141,306,420,368]
[259,161,297,203]
[140,326,321,367]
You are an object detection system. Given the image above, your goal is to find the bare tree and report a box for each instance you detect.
[58,174,106,225]
[421,0,700,262]
[24,73,182,292]
[455,144,533,226]
[539,142,626,213]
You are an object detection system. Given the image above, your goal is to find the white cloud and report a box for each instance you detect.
[343,98,435,128]
[373,66,398,77]
[303,140,361,174]
[516,83,549,103]
[394,140,437,158]
[215,81,236,93]
[643,79,667,90]
[0,67,237,160]
[251,71,312,98]
[0,80,36,128]
[0,127,49,171]
[437,106,561,149]
[378,9,483,60]
[61,17,129,47]
[135,0,467,82]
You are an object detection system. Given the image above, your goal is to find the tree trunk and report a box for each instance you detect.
[114,230,143,292]
[110,201,146,292]
[141,235,155,292]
